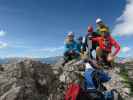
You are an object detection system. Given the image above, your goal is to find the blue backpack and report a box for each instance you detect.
[84,69,123,100]
[84,69,111,90]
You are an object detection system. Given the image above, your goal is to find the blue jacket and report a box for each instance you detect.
[64,40,79,53]
[84,69,111,90]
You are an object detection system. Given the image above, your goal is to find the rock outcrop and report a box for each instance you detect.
[0,59,132,100]
[0,60,58,100]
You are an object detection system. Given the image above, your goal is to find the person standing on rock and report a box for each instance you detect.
[62,32,80,66]
[83,25,100,59]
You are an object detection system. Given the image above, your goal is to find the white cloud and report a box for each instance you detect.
[0,42,8,48]
[121,46,131,53]
[0,30,6,36]
[112,0,133,35]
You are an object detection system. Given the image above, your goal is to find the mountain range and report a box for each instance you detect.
[0,56,133,64]
[0,56,62,64]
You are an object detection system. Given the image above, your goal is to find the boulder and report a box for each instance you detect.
[0,60,57,100]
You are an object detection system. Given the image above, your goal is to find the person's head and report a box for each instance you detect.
[86,25,93,36]
[67,31,74,41]
[87,25,93,33]
[96,18,104,27]
[100,28,110,38]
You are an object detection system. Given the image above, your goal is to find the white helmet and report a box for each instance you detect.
[67,31,74,36]
[96,18,102,24]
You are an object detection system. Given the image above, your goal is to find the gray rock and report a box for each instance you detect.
[0,59,132,100]
[0,60,57,100]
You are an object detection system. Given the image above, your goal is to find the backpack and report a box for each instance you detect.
[92,71,122,100]
[64,83,122,100]
[65,83,81,100]
[84,69,107,92]
[65,83,100,100]
[103,89,123,100]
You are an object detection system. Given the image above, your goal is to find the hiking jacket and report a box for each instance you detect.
[64,40,79,53]
[84,69,111,90]
[91,36,120,56]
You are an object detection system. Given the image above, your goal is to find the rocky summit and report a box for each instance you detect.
[0,59,132,100]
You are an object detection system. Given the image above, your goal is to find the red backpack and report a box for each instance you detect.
[65,83,81,100]
[65,83,105,100]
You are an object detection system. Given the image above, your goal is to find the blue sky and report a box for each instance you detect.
[0,0,132,58]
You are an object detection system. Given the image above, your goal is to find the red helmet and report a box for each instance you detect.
[87,25,93,33]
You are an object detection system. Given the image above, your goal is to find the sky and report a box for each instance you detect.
[0,0,132,58]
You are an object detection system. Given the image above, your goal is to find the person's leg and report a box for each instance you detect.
[102,52,113,69]
[90,48,94,59]
[64,51,69,60]
[90,43,97,60]
[96,47,109,68]
[96,47,103,61]
[73,51,80,59]
[62,51,70,66]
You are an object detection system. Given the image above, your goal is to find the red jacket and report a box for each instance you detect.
[92,36,120,56]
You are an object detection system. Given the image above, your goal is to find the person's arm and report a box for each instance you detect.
[91,37,99,42]
[73,41,80,54]
[111,37,120,56]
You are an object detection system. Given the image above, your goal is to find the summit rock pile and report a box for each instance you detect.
[0,59,132,100]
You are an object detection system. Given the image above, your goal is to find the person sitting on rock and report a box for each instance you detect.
[62,32,80,66]
[91,28,120,68]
